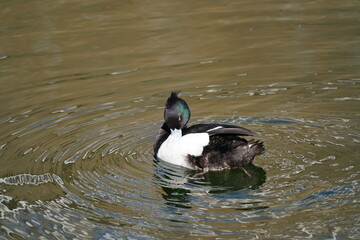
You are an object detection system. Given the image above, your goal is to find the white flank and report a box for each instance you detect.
[157,129,209,168]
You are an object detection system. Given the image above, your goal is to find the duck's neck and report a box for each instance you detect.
[170,128,182,138]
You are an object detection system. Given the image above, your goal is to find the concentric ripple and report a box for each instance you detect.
[1,0,359,237]
[1,91,359,239]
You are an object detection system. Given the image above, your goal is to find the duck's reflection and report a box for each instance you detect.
[193,164,266,193]
[154,160,266,208]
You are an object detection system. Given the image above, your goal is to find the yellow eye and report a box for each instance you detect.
[178,116,182,121]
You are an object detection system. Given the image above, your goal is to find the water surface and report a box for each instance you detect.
[1,0,360,239]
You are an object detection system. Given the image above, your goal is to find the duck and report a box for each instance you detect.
[154,92,265,171]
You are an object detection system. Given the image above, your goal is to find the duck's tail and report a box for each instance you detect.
[238,139,265,166]
[248,139,265,157]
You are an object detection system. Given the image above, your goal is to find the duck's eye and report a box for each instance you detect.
[178,116,182,122]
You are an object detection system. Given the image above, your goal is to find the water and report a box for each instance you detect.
[1,0,360,239]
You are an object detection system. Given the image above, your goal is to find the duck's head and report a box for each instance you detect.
[164,92,190,131]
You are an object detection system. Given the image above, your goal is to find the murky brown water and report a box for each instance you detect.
[1,0,360,239]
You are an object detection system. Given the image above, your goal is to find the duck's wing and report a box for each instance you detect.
[184,124,255,136]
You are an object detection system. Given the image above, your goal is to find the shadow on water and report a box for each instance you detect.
[155,159,266,208]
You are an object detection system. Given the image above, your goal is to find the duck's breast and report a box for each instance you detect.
[157,131,209,168]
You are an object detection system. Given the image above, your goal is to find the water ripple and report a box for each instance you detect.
[0,99,359,239]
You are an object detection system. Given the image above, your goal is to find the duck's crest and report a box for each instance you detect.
[171,91,180,97]
[166,91,180,108]
[169,91,180,101]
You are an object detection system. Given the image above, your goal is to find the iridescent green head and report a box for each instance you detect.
[164,92,191,130]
